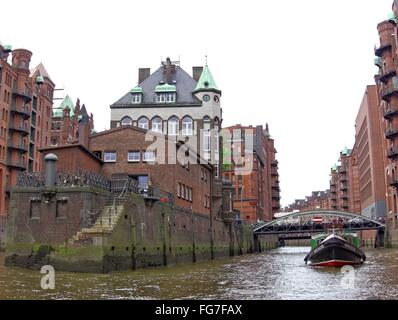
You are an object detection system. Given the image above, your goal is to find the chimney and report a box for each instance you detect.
[164,57,174,84]
[138,68,150,84]
[192,66,203,81]
[78,122,90,149]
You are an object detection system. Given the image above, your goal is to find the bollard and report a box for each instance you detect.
[44,153,58,187]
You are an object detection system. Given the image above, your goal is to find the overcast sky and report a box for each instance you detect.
[1,0,393,206]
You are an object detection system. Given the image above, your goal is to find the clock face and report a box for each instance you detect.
[203,94,210,102]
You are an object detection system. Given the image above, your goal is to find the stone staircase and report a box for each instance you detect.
[69,204,125,245]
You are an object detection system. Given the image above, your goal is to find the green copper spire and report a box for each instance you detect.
[194,64,220,93]
[53,95,75,118]
[388,11,398,24]
[331,164,337,171]
[342,146,349,156]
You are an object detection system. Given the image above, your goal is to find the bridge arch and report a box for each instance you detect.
[253,210,386,235]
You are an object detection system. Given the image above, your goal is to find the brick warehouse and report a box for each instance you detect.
[222,124,280,223]
[41,125,215,217]
[374,1,398,246]
[51,95,94,147]
[0,44,55,217]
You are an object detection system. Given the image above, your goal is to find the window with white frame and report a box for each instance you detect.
[131,94,142,104]
[151,117,163,133]
[138,117,149,130]
[157,93,176,103]
[177,182,181,197]
[128,151,140,162]
[143,151,155,162]
[121,116,133,126]
[182,116,193,135]
[104,151,117,162]
[203,117,211,159]
[168,117,179,136]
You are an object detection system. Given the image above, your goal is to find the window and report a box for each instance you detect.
[143,151,155,162]
[203,116,211,159]
[151,117,162,133]
[157,93,176,103]
[131,94,142,104]
[214,164,219,179]
[104,152,117,162]
[181,184,185,199]
[138,117,149,130]
[121,116,133,126]
[182,117,193,135]
[177,183,181,197]
[168,117,179,136]
[128,151,140,162]
[189,188,193,201]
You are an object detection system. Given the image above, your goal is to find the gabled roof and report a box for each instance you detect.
[30,62,52,80]
[111,66,202,107]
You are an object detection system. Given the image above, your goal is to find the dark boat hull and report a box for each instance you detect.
[304,235,366,267]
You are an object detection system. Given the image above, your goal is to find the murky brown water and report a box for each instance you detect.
[1,247,398,300]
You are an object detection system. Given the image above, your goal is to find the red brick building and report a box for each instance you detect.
[0,44,55,216]
[41,125,216,217]
[51,95,94,146]
[329,147,361,214]
[284,191,331,213]
[221,124,280,223]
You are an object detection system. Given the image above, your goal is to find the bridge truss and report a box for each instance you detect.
[253,210,385,235]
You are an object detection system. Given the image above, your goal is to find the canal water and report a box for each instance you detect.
[1,247,398,300]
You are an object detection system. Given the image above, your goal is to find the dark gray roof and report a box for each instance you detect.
[111,66,202,107]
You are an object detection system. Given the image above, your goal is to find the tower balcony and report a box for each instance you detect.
[387,147,398,159]
[340,174,348,182]
[10,105,30,119]
[375,43,392,57]
[271,160,278,167]
[340,183,348,191]
[380,68,397,84]
[390,177,398,188]
[381,83,398,102]
[383,106,398,119]
[7,141,28,153]
[12,88,32,103]
[385,126,398,139]
[8,124,30,136]
[341,193,349,200]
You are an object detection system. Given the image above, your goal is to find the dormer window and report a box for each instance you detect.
[157,93,176,103]
[130,86,143,104]
[155,83,177,104]
[131,94,142,104]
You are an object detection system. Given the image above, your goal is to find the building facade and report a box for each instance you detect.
[109,57,223,218]
[50,95,94,146]
[42,125,216,217]
[329,147,361,214]
[355,85,387,219]
[221,124,280,223]
[0,44,55,216]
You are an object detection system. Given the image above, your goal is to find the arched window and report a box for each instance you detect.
[151,117,163,133]
[138,117,149,130]
[121,116,133,126]
[182,116,193,135]
[168,117,179,136]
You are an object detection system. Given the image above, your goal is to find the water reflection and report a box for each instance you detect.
[1,247,398,300]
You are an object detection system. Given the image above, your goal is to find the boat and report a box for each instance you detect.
[304,231,366,267]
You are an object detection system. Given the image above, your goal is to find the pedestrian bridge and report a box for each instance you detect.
[253,210,386,235]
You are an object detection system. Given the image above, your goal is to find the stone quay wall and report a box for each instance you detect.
[4,187,278,273]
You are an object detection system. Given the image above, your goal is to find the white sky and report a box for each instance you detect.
[1,0,393,206]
